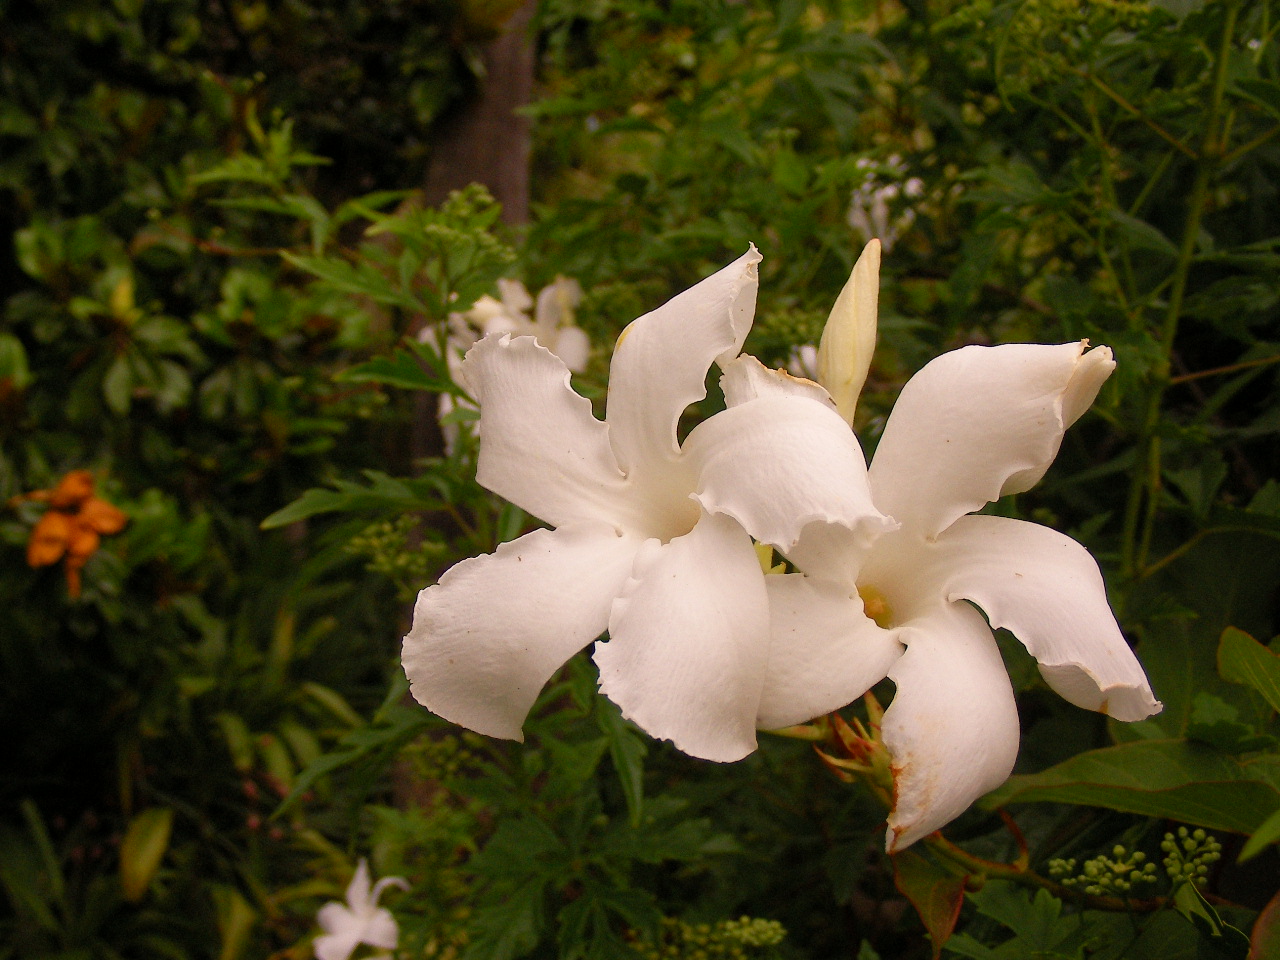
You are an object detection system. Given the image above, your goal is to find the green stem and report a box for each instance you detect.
[1120,0,1240,579]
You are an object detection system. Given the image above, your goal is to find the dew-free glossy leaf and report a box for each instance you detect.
[119,807,174,903]
[1219,627,1280,714]
[891,848,966,960]
[985,739,1280,834]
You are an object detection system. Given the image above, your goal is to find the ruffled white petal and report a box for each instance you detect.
[403,523,640,740]
[756,574,904,729]
[595,511,769,762]
[605,247,762,474]
[937,515,1161,721]
[462,335,636,531]
[868,342,1114,540]
[719,353,835,408]
[882,603,1021,852]
[684,358,893,552]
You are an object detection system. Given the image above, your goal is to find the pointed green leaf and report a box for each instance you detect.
[1219,627,1280,714]
[985,739,1280,834]
[119,807,174,903]
[891,848,966,960]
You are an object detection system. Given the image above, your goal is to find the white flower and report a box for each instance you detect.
[760,255,1162,852]
[402,247,892,762]
[314,860,408,960]
[425,277,592,452]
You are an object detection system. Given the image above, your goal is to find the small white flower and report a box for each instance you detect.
[426,276,592,451]
[314,860,408,960]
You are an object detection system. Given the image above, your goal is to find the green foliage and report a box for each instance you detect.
[3,0,1280,959]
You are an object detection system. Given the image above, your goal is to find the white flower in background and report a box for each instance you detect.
[425,276,591,450]
[314,859,408,960]
[760,245,1161,852]
[402,247,893,762]
[785,343,818,382]
[847,155,923,253]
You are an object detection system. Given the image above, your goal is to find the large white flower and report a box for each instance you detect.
[402,247,892,762]
[314,859,408,960]
[760,252,1161,851]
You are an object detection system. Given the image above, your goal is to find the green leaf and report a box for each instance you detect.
[1106,209,1179,259]
[281,252,423,312]
[1218,627,1280,714]
[119,807,174,903]
[1171,880,1252,955]
[597,701,647,828]
[891,848,966,960]
[335,348,455,393]
[260,471,441,527]
[1238,805,1280,863]
[464,881,545,960]
[985,739,1280,835]
[1187,693,1276,753]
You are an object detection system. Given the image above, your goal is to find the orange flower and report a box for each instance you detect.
[22,471,129,598]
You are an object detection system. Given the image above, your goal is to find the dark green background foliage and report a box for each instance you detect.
[1,1,1278,958]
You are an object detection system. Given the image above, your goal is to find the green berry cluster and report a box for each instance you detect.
[1048,845,1158,895]
[629,915,787,960]
[345,516,441,600]
[404,732,477,781]
[1161,828,1222,888]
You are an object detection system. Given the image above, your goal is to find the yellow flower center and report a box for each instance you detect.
[858,585,894,629]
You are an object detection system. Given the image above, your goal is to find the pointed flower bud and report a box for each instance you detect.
[817,239,880,425]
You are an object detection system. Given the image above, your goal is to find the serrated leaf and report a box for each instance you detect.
[985,739,1280,834]
[464,881,544,960]
[891,848,966,959]
[119,807,174,903]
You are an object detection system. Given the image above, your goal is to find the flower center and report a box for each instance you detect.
[857,585,895,629]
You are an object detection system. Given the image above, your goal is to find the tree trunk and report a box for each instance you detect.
[423,0,536,225]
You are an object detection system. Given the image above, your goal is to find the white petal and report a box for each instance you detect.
[595,512,769,762]
[344,860,372,912]
[369,875,410,906]
[817,239,880,425]
[314,908,360,960]
[497,277,534,315]
[685,357,894,552]
[402,523,640,740]
[317,902,355,936]
[882,603,1020,852]
[462,335,635,530]
[552,326,591,372]
[604,246,762,474]
[360,909,400,950]
[938,515,1161,721]
[868,342,1114,539]
[719,353,835,409]
[535,276,583,329]
[756,574,904,729]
